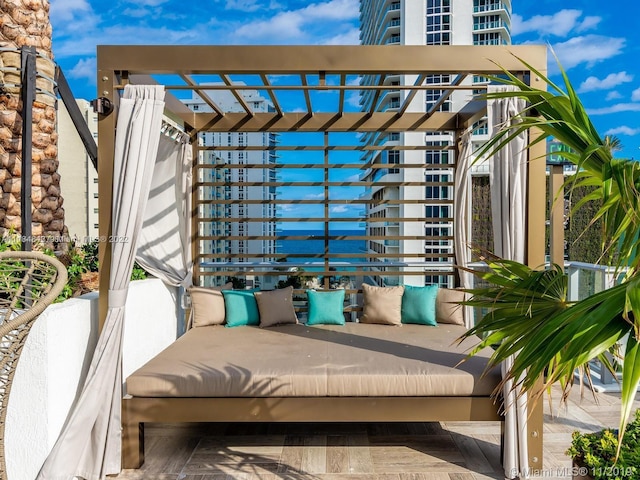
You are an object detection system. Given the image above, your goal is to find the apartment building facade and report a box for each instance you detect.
[186,86,278,289]
[57,99,99,241]
[359,0,511,286]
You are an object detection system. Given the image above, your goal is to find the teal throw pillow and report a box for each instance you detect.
[223,289,260,327]
[401,285,438,326]
[306,289,346,325]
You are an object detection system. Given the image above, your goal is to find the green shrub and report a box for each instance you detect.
[567,409,640,480]
[0,232,148,303]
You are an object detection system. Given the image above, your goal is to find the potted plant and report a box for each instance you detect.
[566,409,640,479]
[459,57,640,461]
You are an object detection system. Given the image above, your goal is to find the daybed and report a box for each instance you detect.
[123,316,502,468]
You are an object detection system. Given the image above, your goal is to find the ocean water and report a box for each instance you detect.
[276,229,366,265]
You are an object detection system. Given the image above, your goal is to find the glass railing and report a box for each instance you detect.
[473,2,507,13]
[473,20,510,32]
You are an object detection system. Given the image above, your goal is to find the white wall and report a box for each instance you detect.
[5,278,180,480]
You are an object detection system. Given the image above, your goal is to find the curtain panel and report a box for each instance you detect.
[487,84,530,480]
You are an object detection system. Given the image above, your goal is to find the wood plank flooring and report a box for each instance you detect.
[116,389,640,480]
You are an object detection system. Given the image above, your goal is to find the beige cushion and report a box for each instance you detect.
[254,287,299,327]
[360,284,405,325]
[126,323,500,397]
[436,288,466,325]
[189,282,233,327]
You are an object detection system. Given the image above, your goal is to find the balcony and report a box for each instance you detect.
[385,34,400,44]
[473,1,509,14]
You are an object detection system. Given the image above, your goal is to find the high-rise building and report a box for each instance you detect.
[57,99,99,241]
[186,86,278,289]
[359,0,512,286]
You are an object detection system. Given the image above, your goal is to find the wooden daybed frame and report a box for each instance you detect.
[96,45,548,472]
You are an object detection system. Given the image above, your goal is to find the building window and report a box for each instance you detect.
[388,150,400,174]
[473,32,505,45]
[426,0,451,45]
[425,141,450,165]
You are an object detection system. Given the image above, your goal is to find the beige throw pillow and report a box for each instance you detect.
[360,284,405,325]
[436,288,466,325]
[254,286,299,328]
[189,282,233,327]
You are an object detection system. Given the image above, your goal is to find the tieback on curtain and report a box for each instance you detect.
[108,288,128,309]
[161,121,190,144]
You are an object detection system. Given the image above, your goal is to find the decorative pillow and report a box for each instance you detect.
[222,289,261,327]
[254,286,299,327]
[401,284,438,326]
[436,288,466,325]
[188,282,233,327]
[306,289,345,325]
[360,284,404,325]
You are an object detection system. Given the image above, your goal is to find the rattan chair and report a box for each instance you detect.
[0,251,67,480]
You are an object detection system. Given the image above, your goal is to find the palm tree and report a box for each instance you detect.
[604,134,623,154]
[0,0,65,240]
[460,57,640,458]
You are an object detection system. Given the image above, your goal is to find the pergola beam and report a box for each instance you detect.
[260,74,283,116]
[180,74,225,116]
[97,45,546,75]
[176,111,475,133]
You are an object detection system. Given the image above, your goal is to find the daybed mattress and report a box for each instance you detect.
[126,323,500,398]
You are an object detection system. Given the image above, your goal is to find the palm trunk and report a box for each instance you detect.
[0,0,65,243]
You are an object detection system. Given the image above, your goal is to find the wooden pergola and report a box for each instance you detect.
[96,44,547,470]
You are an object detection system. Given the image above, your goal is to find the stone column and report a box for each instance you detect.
[0,0,65,242]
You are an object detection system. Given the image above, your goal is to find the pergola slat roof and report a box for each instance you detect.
[101,45,546,134]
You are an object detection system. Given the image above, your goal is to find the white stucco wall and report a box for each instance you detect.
[5,278,180,480]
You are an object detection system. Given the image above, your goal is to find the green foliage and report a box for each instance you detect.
[0,233,148,302]
[567,410,640,480]
[567,184,604,264]
[277,269,310,289]
[227,276,246,289]
[471,176,494,257]
[81,240,99,272]
[465,56,640,458]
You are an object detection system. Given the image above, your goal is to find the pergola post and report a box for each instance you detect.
[526,117,547,472]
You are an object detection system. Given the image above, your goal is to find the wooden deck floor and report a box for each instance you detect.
[116,389,640,480]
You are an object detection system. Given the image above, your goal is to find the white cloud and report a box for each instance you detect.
[578,72,633,93]
[552,35,625,70]
[322,27,359,45]
[50,0,92,22]
[576,16,601,32]
[50,0,99,33]
[68,57,96,84]
[512,9,583,37]
[605,126,640,136]
[632,87,640,102]
[587,103,640,116]
[606,91,623,101]
[235,0,358,41]
[225,0,262,12]
[331,205,349,213]
[124,0,170,5]
[305,193,324,199]
[122,7,151,18]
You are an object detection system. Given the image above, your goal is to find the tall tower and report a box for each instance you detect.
[186,85,278,289]
[359,0,512,287]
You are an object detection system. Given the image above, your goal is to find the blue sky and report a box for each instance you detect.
[51,0,640,159]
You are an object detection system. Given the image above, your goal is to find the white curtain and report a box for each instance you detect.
[37,85,166,480]
[135,127,193,288]
[487,85,529,480]
[454,129,474,328]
